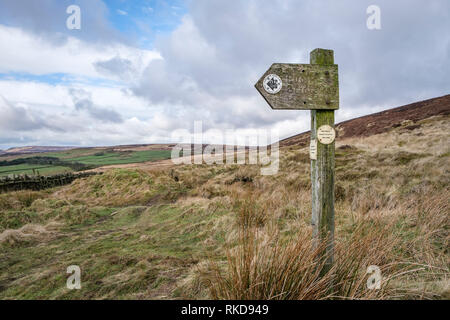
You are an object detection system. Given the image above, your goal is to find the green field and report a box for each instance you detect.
[69,150,172,166]
[0,149,172,177]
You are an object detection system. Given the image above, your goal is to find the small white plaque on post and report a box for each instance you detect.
[317,125,336,144]
[310,139,317,160]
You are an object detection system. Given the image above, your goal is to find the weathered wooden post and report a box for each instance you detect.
[255,48,339,275]
[309,49,336,275]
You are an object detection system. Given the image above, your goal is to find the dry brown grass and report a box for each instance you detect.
[0,115,448,299]
[0,223,61,246]
[190,115,449,300]
[202,187,448,299]
[54,168,186,207]
[204,195,402,300]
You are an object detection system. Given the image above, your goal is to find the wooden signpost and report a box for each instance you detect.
[255,48,339,275]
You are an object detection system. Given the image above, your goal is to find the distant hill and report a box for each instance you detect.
[280,94,450,147]
[0,146,77,156]
[0,144,176,158]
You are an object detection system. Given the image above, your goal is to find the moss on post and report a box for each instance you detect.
[310,48,335,66]
[310,49,336,276]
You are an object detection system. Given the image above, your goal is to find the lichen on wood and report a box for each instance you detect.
[310,49,337,276]
[255,62,339,110]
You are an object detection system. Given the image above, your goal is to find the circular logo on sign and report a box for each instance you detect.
[317,125,336,144]
[263,74,282,94]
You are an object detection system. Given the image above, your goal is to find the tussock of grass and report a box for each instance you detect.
[0,223,61,247]
[207,229,398,300]
[55,169,187,207]
[0,190,50,211]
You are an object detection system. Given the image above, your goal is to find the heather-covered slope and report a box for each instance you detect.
[280,94,450,147]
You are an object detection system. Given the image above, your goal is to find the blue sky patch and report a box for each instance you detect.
[106,0,187,48]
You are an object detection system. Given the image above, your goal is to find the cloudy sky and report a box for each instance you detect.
[0,0,449,149]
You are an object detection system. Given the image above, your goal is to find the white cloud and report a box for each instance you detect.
[131,0,450,144]
[0,79,186,148]
[0,25,161,83]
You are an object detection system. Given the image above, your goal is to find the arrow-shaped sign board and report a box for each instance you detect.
[255,63,339,110]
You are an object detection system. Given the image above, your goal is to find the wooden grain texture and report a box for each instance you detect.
[255,63,339,110]
[310,49,336,276]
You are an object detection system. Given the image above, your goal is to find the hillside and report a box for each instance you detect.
[0,144,176,158]
[0,146,77,156]
[0,96,449,300]
[281,94,450,147]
